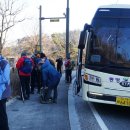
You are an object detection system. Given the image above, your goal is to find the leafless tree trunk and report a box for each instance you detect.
[0,0,25,53]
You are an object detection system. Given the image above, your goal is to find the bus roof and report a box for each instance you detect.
[99,4,130,9]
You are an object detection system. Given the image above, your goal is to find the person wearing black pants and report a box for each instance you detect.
[31,53,42,94]
[20,76,31,99]
[39,53,61,103]
[31,68,42,94]
[16,52,34,100]
[47,78,60,103]
[36,69,42,93]
[30,68,37,94]
[56,57,63,74]
[64,57,72,83]
[66,69,72,83]
[0,99,9,130]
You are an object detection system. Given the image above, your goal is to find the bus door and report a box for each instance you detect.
[75,24,93,94]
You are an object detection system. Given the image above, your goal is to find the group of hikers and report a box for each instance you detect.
[16,51,75,102]
[0,51,75,130]
[16,52,62,103]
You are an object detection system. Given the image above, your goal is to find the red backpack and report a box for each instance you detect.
[65,59,72,69]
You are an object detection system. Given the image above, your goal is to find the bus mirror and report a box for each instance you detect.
[78,23,93,49]
[83,23,92,31]
[78,31,85,49]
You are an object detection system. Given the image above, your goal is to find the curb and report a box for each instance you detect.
[68,78,81,130]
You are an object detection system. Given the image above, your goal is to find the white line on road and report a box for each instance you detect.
[89,102,109,130]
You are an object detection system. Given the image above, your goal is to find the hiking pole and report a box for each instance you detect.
[20,83,25,103]
[17,70,24,103]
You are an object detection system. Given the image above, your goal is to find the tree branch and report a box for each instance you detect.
[0,0,25,51]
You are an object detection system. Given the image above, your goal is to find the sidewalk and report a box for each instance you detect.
[7,74,71,130]
[68,78,81,130]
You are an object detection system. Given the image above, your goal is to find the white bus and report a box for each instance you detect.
[76,4,130,107]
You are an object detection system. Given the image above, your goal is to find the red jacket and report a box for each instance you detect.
[16,56,34,76]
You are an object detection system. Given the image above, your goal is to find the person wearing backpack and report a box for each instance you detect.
[16,52,34,100]
[64,57,73,83]
[0,54,11,130]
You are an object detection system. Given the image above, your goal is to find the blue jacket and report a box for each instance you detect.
[0,56,11,100]
[41,58,61,88]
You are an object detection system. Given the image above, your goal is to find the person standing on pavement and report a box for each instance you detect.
[16,52,34,100]
[30,54,36,94]
[0,54,11,130]
[56,57,63,74]
[64,57,73,83]
[31,53,42,94]
[39,53,61,103]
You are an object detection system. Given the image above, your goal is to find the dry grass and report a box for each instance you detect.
[10,68,21,97]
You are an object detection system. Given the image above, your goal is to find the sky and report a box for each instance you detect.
[7,0,130,45]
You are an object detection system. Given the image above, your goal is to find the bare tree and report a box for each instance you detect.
[0,0,25,53]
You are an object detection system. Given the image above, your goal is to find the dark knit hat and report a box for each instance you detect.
[40,52,46,58]
[21,52,27,57]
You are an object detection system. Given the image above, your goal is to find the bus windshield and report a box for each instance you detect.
[86,17,130,69]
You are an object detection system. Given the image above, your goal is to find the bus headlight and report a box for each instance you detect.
[84,73,101,86]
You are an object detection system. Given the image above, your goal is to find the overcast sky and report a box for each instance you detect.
[7,0,130,44]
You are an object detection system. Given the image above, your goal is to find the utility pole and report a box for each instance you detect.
[66,0,70,58]
[39,5,42,52]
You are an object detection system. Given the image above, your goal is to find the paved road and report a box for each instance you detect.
[7,74,71,130]
[73,77,130,130]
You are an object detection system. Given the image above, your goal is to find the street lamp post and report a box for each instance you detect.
[39,5,42,52]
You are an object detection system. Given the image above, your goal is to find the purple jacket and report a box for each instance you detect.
[0,56,11,100]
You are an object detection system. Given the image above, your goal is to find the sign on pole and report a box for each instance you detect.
[50,19,59,22]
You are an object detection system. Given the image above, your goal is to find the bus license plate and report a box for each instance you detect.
[116,97,130,106]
